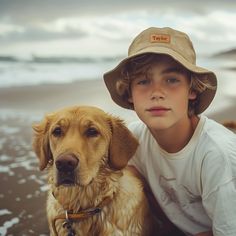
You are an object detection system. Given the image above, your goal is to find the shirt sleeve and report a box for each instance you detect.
[201,149,236,236]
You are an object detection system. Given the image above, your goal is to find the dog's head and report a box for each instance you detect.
[32,106,138,187]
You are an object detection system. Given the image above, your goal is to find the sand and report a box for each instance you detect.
[0,78,235,235]
[0,79,137,122]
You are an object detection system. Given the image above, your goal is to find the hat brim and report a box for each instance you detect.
[104,48,217,114]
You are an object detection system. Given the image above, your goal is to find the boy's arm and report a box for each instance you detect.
[201,152,236,235]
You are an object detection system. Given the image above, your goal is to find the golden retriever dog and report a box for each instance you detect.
[32,106,159,236]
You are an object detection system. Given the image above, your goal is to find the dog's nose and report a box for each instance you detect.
[56,154,79,172]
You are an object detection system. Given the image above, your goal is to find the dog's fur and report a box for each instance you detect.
[32,106,158,236]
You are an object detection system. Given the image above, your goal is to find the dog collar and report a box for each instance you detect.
[51,192,112,236]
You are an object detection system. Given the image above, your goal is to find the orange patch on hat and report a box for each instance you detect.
[150,34,170,43]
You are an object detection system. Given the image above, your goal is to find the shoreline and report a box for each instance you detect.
[0,79,235,123]
[0,79,138,123]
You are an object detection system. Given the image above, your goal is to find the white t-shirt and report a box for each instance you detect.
[128,115,236,236]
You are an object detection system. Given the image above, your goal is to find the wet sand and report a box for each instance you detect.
[0,115,48,235]
[0,79,235,235]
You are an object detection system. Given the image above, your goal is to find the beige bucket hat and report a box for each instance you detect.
[104,27,217,114]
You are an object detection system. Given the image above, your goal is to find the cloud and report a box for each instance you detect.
[0,13,147,43]
[0,23,86,42]
[0,0,235,56]
[164,10,236,54]
[1,0,236,23]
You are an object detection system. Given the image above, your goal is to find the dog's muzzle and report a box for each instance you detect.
[55,153,79,186]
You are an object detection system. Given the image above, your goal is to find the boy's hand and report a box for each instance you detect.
[194,231,213,236]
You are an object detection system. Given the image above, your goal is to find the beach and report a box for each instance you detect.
[0,77,235,236]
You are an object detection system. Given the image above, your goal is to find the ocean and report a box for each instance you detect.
[0,55,234,87]
[0,56,119,88]
[0,55,235,115]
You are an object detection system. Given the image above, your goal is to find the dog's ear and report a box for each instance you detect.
[32,114,53,170]
[108,117,139,170]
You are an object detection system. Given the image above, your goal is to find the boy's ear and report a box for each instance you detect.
[189,89,197,100]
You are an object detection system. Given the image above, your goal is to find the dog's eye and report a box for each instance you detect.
[85,127,99,137]
[52,127,62,137]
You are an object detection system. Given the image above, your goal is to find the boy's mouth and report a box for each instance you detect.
[146,106,171,116]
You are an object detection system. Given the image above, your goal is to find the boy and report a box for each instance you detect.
[103,27,236,236]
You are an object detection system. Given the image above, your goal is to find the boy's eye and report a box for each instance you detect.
[137,79,150,85]
[135,76,151,85]
[166,78,180,84]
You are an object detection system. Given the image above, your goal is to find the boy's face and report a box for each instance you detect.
[129,56,196,132]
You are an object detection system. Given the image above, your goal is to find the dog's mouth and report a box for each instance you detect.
[56,171,77,187]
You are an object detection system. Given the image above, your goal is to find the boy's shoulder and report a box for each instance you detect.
[198,115,236,155]
[202,116,235,142]
[198,117,236,195]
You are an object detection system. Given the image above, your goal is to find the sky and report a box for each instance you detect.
[0,0,236,58]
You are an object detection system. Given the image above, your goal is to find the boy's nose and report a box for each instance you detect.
[150,84,165,100]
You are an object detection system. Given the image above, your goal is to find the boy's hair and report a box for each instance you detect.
[116,54,216,116]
